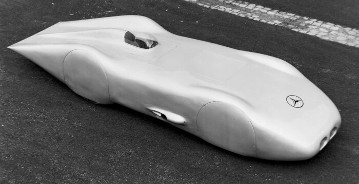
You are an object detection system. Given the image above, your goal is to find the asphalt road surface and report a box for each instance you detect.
[1,0,359,183]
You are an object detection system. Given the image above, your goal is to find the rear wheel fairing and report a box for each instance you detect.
[63,49,111,104]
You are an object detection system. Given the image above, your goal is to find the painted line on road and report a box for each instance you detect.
[185,0,359,48]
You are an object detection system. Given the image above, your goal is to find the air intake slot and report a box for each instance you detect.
[330,127,338,139]
[319,137,328,150]
[147,106,185,125]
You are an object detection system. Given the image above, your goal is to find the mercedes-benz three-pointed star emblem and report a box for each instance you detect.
[286,95,304,108]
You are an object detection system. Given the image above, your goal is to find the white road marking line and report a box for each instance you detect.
[185,0,359,48]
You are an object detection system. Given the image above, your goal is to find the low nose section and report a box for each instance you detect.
[254,131,319,160]
[8,43,71,82]
[254,112,341,161]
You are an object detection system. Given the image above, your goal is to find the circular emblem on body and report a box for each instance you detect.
[286,95,304,108]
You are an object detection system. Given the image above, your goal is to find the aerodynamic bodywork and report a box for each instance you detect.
[8,15,341,160]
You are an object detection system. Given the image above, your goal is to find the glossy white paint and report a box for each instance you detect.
[8,15,341,160]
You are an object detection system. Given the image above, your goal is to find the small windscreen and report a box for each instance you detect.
[124,31,136,43]
[124,31,158,49]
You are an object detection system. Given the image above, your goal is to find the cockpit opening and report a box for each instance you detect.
[124,31,158,49]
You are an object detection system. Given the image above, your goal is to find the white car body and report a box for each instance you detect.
[8,15,341,160]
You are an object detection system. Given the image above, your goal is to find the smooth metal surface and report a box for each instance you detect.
[8,15,341,160]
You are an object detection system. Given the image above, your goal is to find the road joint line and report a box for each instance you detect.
[184,0,359,48]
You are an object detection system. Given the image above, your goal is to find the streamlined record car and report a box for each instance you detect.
[8,15,341,160]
